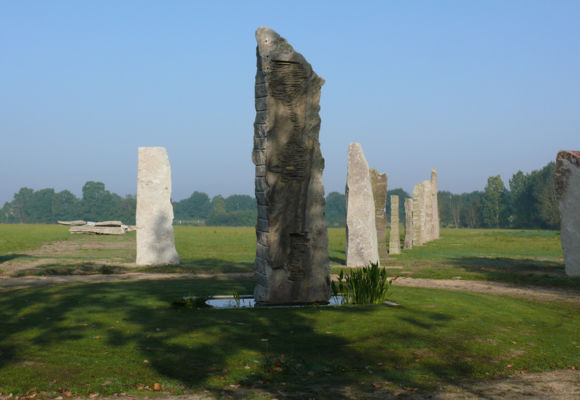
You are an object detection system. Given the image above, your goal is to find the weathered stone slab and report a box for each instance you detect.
[431,168,440,240]
[69,226,125,235]
[58,220,87,226]
[404,198,413,249]
[555,150,580,277]
[412,183,424,246]
[389,195,401,255]
[95,221,123,227]
[346,143,379,267]
[370,168,388,259]
[252,27,329,305]
[422,180,434,243]
[136,147,180,266]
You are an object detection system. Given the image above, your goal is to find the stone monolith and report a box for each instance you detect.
[412,183,424,246]
[404,198,413,249]
[389,195,401,255]
[252,27,329,305]
[136,147,179,266]
[422,180,434,243]
[370,168,388,259]
[346,143,380,267]
[555,150,580,277]
[431,168,440,239]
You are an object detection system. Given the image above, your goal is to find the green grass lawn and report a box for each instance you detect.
[0,278,578,399]
[375,229,580,289]
[2,225,579,290]
[0,224,70,261]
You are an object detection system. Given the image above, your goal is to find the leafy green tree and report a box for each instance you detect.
[532,162,559,229]
[482,175,511,228]
[325,192,346,227]
[224,195,256,213]
[173,191,211,222]
[52,190,81,221]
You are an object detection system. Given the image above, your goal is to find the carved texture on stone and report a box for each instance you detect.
[253,26,329,304]
[136,147,179,266]
[389,195,401,255]
[370,168,388,259]
[346,143,379,267]
[556,150,580,277]
[404,198,414,249]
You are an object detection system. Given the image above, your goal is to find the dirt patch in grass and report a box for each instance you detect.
[393,277,580,305]
[4,369,574,399]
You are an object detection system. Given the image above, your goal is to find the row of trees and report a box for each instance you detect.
[437,162,558,229]
[0,161,559,229]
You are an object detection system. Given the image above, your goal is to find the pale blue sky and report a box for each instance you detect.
[1,0,579,204]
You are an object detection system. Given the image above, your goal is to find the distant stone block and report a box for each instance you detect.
[136,147,180,266]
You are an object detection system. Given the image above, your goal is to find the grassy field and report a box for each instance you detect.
[0,279,578,399]
[1,225,578,290]
[0,224,579,398]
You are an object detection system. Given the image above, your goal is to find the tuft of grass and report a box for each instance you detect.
[332,263,392,304]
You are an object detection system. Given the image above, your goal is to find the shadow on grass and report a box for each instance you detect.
[450,256,580,288]
[14,263,127,277]
[0,254,29,264]
[0,278,487,399]
[138,258,254,274]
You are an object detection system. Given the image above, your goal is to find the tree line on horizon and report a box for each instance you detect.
[0,161,559,230]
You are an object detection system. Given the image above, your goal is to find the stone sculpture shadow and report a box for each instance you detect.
[0,254,29,264]
[0,279,489,399]
[449,256,580,288]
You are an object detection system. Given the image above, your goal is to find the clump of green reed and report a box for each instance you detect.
[332,262,393,305]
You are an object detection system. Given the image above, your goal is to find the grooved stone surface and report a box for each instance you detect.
[136,147,179,266]
[252,26,329,305]
[370,168,388,259]
[404,198,414,249]
[556,150,580,277]
[412,183,424,246]
[422,180,434,242]
[389,195,401,255]
[346,143,379,267]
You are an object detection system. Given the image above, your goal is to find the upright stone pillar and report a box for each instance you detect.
[252,26,330,305]
[404,198,414,249]
[370,168,388,259]
[346,143,380,267]
[412,183,424,246]
[136,147,179,266]
[389,195,401,255]
[431,168,440,239]
[422,180,433,243]
[555,151,580,277]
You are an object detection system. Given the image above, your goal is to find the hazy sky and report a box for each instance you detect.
[1,0,579,205]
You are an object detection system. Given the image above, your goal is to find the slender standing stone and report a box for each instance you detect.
[370,168,388,259]
[404,198,414,249]
[431,168,440,239]
[555,150,580,277]
[346,143,380,267]
[422,180,433,243]
[389,195,401,255]
[252,27,329,305]
[136,147,179,266]
[412,183,424,246]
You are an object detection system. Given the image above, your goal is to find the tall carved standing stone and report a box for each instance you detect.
[389,195,401,255]
[431,168,440,239]
[136,147,179,266]
[346,143,380,267]
[412,183,424,246]
[404,198,414,249]
[252,26,329,305]
[422,180,434,242]
[555,150,580,277]
[370,168,388,259]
